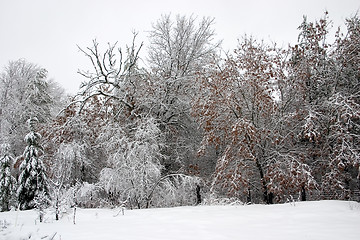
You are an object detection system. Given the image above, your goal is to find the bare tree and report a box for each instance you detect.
[148,14,221,79]
[147,14,221,174]
[74,33,143,119]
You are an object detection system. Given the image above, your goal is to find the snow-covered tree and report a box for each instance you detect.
[148,14,221,79]
[320,15,360,199]
[74,35,143,118]
[289,13,360,200]
[51,142,89,187]
[48,142,90,219]
[193,36,290,203]
[0,144,17,211]
[0,59,58,158]
[100,117,164,209]
[17,117,48,210]
[147,14,221,174]
[99,117,200,208]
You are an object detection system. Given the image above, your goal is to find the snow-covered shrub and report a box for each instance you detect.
[202,194,245,206]
[34,190,49,222]
[98,118,204,208]
[99,118,164,209]
[74,182,108,208]
[49,185,75,220]
[150,174,201,208]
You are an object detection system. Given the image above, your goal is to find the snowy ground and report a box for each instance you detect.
[0,200,359,240]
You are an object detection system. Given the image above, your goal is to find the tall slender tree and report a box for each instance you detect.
[0,144,17,211]
[17,117,48,210]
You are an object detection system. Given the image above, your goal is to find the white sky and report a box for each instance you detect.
[1,0,359,94]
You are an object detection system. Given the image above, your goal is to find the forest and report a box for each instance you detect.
[0,12,359,217]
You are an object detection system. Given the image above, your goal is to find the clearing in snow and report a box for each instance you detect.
[0,200,359,240]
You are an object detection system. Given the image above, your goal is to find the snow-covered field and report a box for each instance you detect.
[0,200,359,240]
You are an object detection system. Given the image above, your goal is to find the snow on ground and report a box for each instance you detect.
[0,200,359,240]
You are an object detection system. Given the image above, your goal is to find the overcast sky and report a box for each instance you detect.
[1,0,359,94]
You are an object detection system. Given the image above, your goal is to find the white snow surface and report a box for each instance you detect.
[0,200,359,240]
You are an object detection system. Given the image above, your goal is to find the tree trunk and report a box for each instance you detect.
[196,185,201,205]
[344,166,350,200]
[301,185,306,201]
[73,207,76,225]
[39,207,44,223]
[255,159,272,204]
[267,192,274,204]
[247,187,252,203]
[54,193,59,221]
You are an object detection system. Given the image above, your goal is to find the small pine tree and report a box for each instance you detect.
[17,117,48,210]
[0,144,17,211]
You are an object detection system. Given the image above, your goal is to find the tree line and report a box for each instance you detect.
[0,13,359,215]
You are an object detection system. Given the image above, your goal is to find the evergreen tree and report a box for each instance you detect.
[0,144,17,211]
[17,117,48,210]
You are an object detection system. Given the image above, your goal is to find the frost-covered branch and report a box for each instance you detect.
[73,33,143,115]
